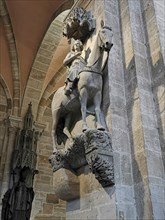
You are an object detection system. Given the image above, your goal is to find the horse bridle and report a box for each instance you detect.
[64,26,112,78]
[78,50,110,76]
[103,26,112,31]
[78,26,112,75]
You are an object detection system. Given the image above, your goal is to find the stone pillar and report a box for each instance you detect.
[152,0,165,63]
[30,121,50,220]
[0,119,8,189]
[0,116,21,215]
[104,0,137,219]
[127,0,165,219]
[141,0,165,171]
[67,165,116,220]
[0,116,21,196]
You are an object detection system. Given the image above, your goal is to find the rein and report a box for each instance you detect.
[85,53,101,68]
[78,27,112,76]
[78,69,102,75]
[78,50,109,76]
[73,26,112,77]
[78,52,102,76]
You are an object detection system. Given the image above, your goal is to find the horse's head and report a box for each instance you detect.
[98,26,113,51]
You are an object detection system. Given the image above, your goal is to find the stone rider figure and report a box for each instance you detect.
[63,40,86,95]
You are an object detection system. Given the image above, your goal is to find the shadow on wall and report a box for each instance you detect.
[124,53,165,219]
[141,0,165,170]
[103,184,115,198]
[151,54,165,169]
[124,57,145,219]
[102,65,111,131]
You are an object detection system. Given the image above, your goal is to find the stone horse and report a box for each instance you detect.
[51,26,113,152]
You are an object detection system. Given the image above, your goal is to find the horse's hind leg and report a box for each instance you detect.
[79,87,88,131]
[52,109,60,153]
[93,91,105,130]
[52,129,58,153]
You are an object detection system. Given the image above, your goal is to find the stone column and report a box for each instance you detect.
[0,116,21,195]
[0,119,8,189]
[0,116,21,216]
[104,0,137,219]
[127,0,165,219]
[141,0,165,170]
[152,0,165,63]
[30,121,47,220]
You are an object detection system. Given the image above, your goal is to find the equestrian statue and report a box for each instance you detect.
[51,24,113,153]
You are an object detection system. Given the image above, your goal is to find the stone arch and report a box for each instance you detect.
[0,0,20,116]
[21,0,74,119]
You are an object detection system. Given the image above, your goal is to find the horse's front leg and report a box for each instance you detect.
[79,87,88,131]
[93,91,105,131]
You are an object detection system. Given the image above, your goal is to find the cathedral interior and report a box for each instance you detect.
[0,0,165,219]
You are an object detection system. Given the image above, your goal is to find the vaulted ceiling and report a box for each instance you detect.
[0,0,74,117]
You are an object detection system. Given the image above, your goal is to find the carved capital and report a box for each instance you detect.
[4,115,22,135]
[8,115,22,127]
[7,126,18,135]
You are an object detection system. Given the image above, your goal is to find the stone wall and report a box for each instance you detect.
[121,0,165,218]
[105,0,137,219]
[31,106,66,220]
[66,166,116,220]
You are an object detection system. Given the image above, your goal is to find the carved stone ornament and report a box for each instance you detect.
[63,7,95,41]
[1,103,40,220]
[49,129,114,187]
[12,103,40,173]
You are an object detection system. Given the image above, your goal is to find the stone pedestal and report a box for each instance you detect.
[66,165,116,220]
[53,168,80,201]
[51,165,116,220]
[50,129,115,219]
